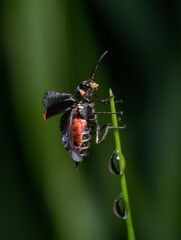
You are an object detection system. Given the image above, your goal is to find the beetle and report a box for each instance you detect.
[43,51,125,168]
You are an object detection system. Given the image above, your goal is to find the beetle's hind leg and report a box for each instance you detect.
[96,125,126,144]
[91,118,122,134]
[95,117,125,144]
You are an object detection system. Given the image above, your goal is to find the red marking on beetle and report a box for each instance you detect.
[43,112,47,121]
[79,89,85,97]
[72,117,87,148]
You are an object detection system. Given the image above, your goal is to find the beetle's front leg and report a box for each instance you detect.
[92,93,123,105]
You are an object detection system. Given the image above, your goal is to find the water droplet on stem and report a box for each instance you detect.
[113,193,127,219]
[108,150,121,175]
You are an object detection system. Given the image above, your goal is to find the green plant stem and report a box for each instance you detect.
[109,89,135,240]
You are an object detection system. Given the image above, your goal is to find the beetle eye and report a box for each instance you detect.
[80,83,85,89]
[79,80,92,90]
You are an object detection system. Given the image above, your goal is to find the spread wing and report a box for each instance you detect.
[61,110,82,163]
[43,91,76,121]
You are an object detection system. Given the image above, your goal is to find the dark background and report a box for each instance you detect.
[1,0,181,239]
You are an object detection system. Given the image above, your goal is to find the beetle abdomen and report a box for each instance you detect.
[72,117,90,156]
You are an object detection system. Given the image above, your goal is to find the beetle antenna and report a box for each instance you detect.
[90,51,108,80]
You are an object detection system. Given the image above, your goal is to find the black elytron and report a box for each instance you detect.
[43,51,124,168]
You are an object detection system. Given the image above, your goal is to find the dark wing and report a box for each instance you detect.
[61,110,82,163]
[43,91,76,121]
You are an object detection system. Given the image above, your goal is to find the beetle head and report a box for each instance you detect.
[79,80,99,91]
[76,80,99,98]
[75,51,108,99]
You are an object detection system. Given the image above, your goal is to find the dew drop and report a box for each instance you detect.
[113,193,127,219]
[108,150,121,175]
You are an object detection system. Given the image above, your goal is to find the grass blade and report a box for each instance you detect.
[109,88,135,240]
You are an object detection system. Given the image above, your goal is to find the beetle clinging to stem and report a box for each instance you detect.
[43,51,125,168]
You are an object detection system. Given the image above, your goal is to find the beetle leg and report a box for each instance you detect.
[94,111,123,115]
[96,125,100,144]
[91,123,111,134]
[100,118,122,131]
[100,123,112,131]
[92,93,123,105]
[96,125,126,144]
[91,117,122,134]
[91,120,100,144]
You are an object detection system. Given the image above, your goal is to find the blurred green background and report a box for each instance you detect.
[1,0,181,239]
